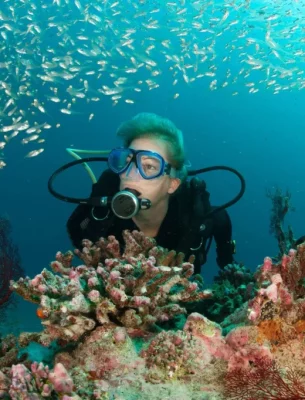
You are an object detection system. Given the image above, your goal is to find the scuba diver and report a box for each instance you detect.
[48,112,246,275]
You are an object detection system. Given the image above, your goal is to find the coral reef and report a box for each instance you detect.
[2,231,305,399]
[225,356,305,399]
[221,242,305,398]
[10,230,212,344]
[202,262,256,323]
[266,187,295,259]
[0,335,18,370]
[0,216,24,319]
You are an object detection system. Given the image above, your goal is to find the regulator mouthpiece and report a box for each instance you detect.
[111,189,151,219]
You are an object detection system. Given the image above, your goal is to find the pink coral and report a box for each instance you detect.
[11,230,212,341]
[7,362,76,399]
[48,363,74,393]
[10,232,305,399]
[247,243,305,325]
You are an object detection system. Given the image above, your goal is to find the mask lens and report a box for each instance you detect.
[139,153,162,179]
[108,148,133,173]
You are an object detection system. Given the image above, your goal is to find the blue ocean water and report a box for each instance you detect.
[2,80,304,333]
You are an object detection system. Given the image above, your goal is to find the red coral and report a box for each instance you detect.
[0,216,24,309]
[225,356,305,399]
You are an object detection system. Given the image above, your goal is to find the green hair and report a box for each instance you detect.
[116,112,187,181]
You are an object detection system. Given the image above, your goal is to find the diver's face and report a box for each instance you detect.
[119,137,180,207]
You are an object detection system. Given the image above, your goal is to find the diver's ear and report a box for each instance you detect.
[168,177,181,194]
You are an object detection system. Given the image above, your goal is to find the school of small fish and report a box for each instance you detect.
[0,0,304,166]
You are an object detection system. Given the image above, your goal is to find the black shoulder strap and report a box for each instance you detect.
[176,177,213,256]
[91,169,120,197]
[67,169,119,248]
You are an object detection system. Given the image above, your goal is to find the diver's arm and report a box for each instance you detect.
[212,208,235,268]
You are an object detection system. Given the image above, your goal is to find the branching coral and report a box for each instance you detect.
[10,230,212,344]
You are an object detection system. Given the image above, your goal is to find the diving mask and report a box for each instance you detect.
[48,148,246,222]
[108,147,174,180]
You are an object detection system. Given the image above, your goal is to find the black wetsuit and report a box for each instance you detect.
[67,169,235,273]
